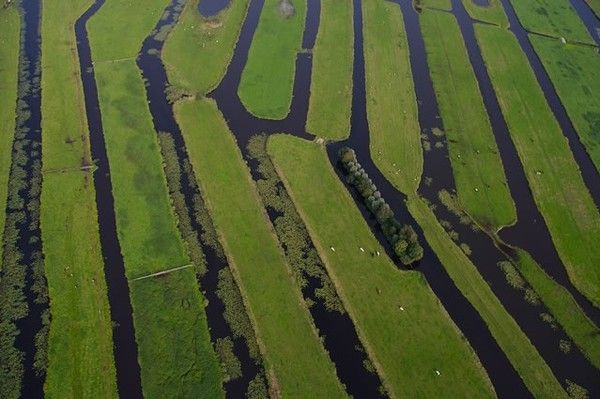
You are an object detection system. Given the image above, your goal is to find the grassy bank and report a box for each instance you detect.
[269,134,494,398]
[163,0,249,94]
[509,0,593,44]
[406,197,567,398]
[238,0,306,118]
[306,0,353,139]
[475,24,600,307]
[0,3,20,264]
[173,98,346,397]
[88,0,224,396]
[40,0,117,396]
[529,35,600,171]
[362,0,422,194]
[513,250,600,368]
[420,10,516,230]
[585,0,600,16]
[460,0,508,27]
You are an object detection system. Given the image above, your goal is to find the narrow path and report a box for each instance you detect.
[74,1,143,397]
[130,264,193,282]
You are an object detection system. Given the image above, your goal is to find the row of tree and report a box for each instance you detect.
[339,147,424,265]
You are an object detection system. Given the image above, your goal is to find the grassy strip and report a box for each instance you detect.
[406,197,567,398]
[247,134,345,314]
[40,0,117,396]
[0,3,20,265]
[129,269,222,398]
[420,10,516,230]
[529,35,600,171]
[238,0,306,118]
[460,0,508,26]
[269,135,494,398]
[475,24,600,307]
[418,0,452,11]
[88,1,224,396]
[163,0,249,94]
[362,0,422,194]
[173,98,346,398]
[305,0,353,139]
[509,0,594,44]
[585,0,600,16]
[512,249,600,368]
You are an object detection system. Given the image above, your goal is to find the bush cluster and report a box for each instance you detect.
[338,147,423,265]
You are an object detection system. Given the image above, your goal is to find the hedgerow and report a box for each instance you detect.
[338,147,423,265]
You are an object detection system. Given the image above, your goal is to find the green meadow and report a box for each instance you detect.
[173,99,346,397]
[306,0,353,139]
[362,0,422,194]
[475,24,600,307]
[510,0,593,44]
[88,0,224,396]
[420,10,516,230]
[529,35,600,171]
[269,134,494,398]
[238,0,306,118]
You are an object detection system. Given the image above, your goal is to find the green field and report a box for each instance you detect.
[305,0,353,139]
[420,0,452,11]
[173,99,346,397]
[529,35,600,171]
[475,24,600,307]
[40,0,117,396]
[88,0,224,396]
[420,10,516,230]
[406,197,567,398]
[269,134,494,398]
[510,0,594,44]
[362,0,422,194]
[163,0,249,94]
[238,0,306,118]
[0,4,20,264]
[512,250,600,368]
[460,0,508,26]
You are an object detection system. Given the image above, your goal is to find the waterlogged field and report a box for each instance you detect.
[40,0,117,396]
[173,99,346,397]
[529,35,600,171]
[362,0,422,194]
[306,0,353,139]
[238,0,306,118]
[87,0,223,396]
[475,24,600,307]
[0,4,20,264]
[269,134,494,398]
[420,10,516,230]
[510,0,593,44]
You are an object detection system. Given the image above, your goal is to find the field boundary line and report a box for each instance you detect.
[130,263,193,282]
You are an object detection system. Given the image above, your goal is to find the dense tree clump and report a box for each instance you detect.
[338,147,423,265]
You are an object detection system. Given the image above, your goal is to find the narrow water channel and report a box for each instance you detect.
[569,0,600,45]
[5,0,48,397]
[136,0,264,396]
[74,1,143,397]
[501,0,600,208]
[209,0,388,396]
[450,0,600,324]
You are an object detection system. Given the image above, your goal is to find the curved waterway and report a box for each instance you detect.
[199,0,232,18]
[450,0,600,324]
[209,0,387,396]
[136,0,265,396]
[74,1,143,397]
